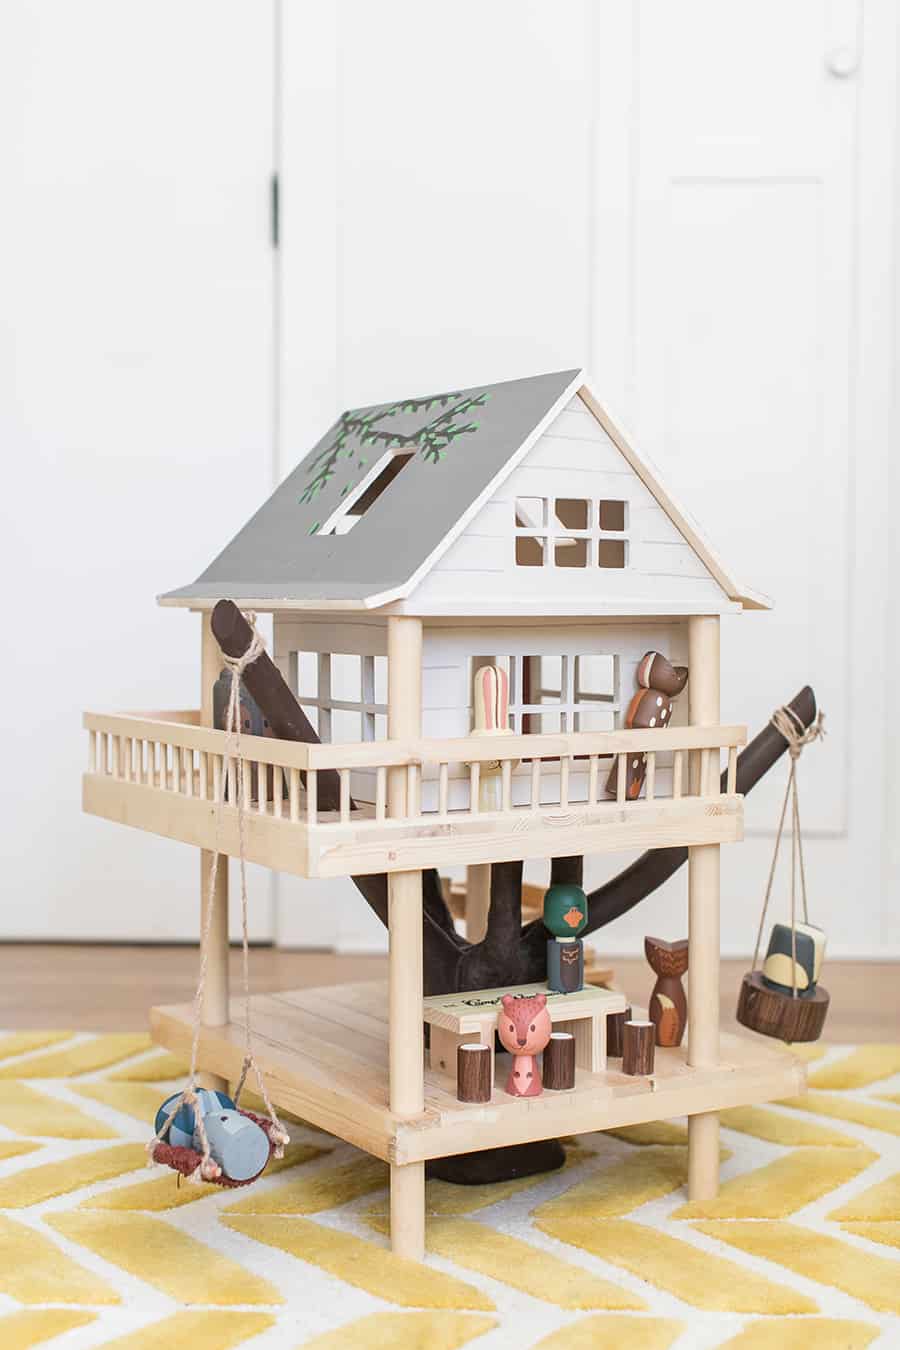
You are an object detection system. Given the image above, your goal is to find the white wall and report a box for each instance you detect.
[3,2,897,956]
[279,0,900,957]
[0,3,276,939]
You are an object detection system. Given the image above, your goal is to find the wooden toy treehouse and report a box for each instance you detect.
[82,369,807,1260]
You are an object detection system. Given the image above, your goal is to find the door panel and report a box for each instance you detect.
[0,3,275,939]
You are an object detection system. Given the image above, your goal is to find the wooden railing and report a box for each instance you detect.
[84,711,744,829]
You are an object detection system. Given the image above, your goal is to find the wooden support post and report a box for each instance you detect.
[465,864,491,942]
[199,612,229,1092]
[387,615,425,1261]
[687,614,721,1200]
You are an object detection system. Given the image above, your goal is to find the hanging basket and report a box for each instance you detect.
[736,705,828,1044]
[736,971,829,1042]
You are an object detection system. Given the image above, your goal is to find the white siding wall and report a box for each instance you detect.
[413,396,726,608]
[275,614,689,809]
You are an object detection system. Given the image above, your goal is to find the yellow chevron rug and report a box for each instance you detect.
[1,1033,899,1349]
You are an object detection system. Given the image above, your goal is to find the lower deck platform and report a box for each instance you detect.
[150,980,807,1166]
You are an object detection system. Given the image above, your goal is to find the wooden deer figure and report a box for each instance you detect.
[498,992,552,1097]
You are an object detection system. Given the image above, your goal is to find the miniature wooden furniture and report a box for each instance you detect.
[457,1044,492,1102]
[543,1032,576,1090]
[622,1020,656,1076]
[606,1006,632,1058]
[425,983,626,1091]
[83,368,808,1263]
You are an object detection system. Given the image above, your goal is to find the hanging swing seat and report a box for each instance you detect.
[151,1108,282,1187]
[737,971,829,1043]
[147,621,290,1190]
[737,705,828,1045]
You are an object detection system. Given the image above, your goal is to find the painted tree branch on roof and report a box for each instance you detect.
[299,390,490,510]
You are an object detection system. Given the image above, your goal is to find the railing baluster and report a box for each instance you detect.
[290,767,301,821]
[113,735,122,781]
[407,764,419,817]
[437,763,448,816]
[616,752,626,804]
[307,769,317,824]
[673,749,683,799]
[727,745,737,795]
[340,768,351,822]
[273,765,282,818]
[700,748,711,797]
[588,754,598,806]
[100,732,109,776]
[377,765,388,820]
[560,755,570,809]
[89,730,97,774]
[501,758,512,812]
[241,759,252,808]
[124,738,133,783]
[257,760,267,814]
[469,761,480,814]
[531,758,541,810]
[212,753,222,802]
[199,750,208,799]
[645,751,655,801]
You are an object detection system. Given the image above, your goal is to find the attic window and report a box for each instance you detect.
[514,496,628,569]
[319,451,415,535]
[597,500,628,568]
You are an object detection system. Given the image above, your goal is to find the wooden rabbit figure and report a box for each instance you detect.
[498,993,552,1098]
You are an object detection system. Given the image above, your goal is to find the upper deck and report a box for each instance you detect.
[82,711,745,879]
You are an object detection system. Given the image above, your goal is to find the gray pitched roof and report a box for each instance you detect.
[161,368,583,608]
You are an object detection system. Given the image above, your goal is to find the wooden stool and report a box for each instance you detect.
[544,1032,576,1090]
[622,1020,655,1076]
[607,1005,633,1058]
[457,1043,492,1102]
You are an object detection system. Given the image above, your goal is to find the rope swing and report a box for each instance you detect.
[149,616,289,1186]
[736,705,829,1043]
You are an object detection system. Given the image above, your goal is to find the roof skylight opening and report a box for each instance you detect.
[320,451,415,535]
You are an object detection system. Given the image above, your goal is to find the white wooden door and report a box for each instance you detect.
[593,0,898,958]
[277,1,898,956]
[0,3,275,939]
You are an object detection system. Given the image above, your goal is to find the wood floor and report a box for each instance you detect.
[1,945,896,1041]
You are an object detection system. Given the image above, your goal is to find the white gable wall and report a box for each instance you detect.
[410,395,730,610]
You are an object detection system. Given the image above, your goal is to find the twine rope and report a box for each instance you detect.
[148,615,288,1182]
[750,705,825,998]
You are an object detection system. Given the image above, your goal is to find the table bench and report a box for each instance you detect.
[424,982,627,1089]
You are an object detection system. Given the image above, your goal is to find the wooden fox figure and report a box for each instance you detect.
[498,992,552,1097]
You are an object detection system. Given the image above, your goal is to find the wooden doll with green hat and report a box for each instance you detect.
[543,881,588,994]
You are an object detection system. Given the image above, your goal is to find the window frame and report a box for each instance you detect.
[290,651,388,743]
[513,495,630,570]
